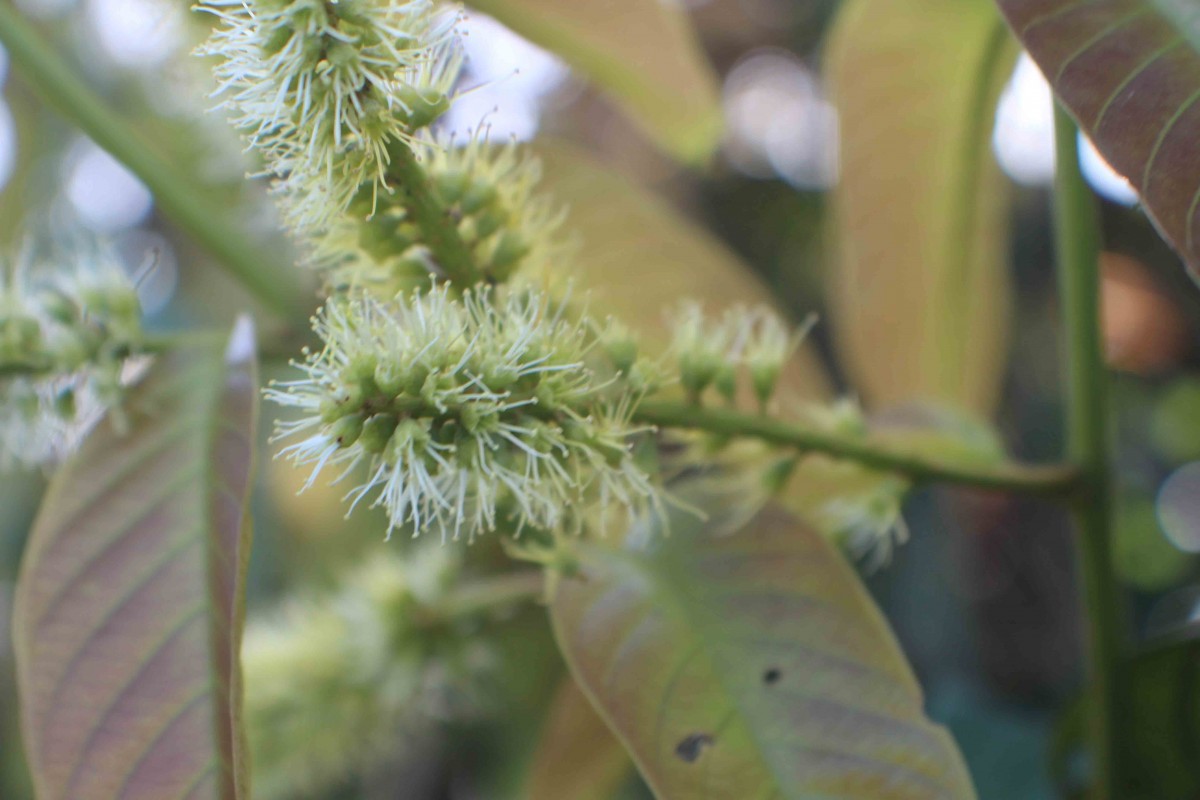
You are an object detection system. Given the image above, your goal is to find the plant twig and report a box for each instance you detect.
[632,400,1081,497]
[439,571,545,619]
[386,143,482,288]
[1053,105,1127,800]
[0,1,310,319]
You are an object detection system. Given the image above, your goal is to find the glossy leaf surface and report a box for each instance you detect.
[549,501,976,799]
[464,0,722,163]
[995,0,1200,278]
[13,325,258,800]
[826,0,1017,415]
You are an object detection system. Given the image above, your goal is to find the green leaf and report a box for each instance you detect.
[13,323,258,800]
[825,0,1018,415]
[534,140,832,404]
[1122,640,1200,799]
[994,0,1200,279]
[465,1,722,163]
[526,676,633,800]
[548,500,977,799]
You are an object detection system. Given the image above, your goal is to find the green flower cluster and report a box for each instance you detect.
[268,285,659,540]
[0,247,143,468]
[670,301,810,410]
[244,546,500,799]
[316,137,563,294]
[198,0,462,231]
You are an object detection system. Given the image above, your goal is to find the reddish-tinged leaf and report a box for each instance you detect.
[549,501,976,799]
[994,0,1200,278]
[13,322,257,800]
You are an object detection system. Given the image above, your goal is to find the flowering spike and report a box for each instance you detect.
[311,136,564,294]
[198,0,464,231]
[268,284,659,540]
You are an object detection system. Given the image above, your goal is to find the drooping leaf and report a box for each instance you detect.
[465,0,722,163]
[534,140,832,404]
[549,500,977,799]
[994,0,1200,279]
[825,0,1018,415]
[13,322,258,800]
[526,676,632,800]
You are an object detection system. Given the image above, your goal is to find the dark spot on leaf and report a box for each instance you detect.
[675,733,714,763]
[763,667,782,685]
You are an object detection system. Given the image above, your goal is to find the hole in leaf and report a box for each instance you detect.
[675,733,714,763]
[763,667,782,685]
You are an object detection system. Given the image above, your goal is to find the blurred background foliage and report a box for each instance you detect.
[1,0,1199,797]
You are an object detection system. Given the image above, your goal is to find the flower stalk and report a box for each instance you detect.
[632,400,1081,497]
[383,141,484,287]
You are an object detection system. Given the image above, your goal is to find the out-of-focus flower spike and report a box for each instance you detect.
[0,244,146,469]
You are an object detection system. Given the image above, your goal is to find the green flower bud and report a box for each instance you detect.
[374,361,408,397]
[679,351,722,400]
[1,314,42,356]
[360,413,399,454]
[260,24,293,56]
[714,362,738,404]
[472,208,508,240]
[601,322,639,375]
[460,180,499,215]
[396,86,452,130]
[52,387,77,420]
[330,413,365,448]
[750,360,781,410]
[39,290,79,325]
[487,231,530,278]
[434,169,470,205]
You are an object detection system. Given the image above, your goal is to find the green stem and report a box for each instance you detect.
[0,2,309,319]
[386,143,482,288]
[632,400,1081,497]
[439,571,544,619]
[1053,106,1126,800]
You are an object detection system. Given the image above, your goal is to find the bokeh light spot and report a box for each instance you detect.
[1158,463,1200,553]
[722,48,837,189]
[994,54,1139,203]
[0,100,14,193]
[86,0,184,68]
[64,139,153,232]
[993,55,1056,187]
[444,12,569,142]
